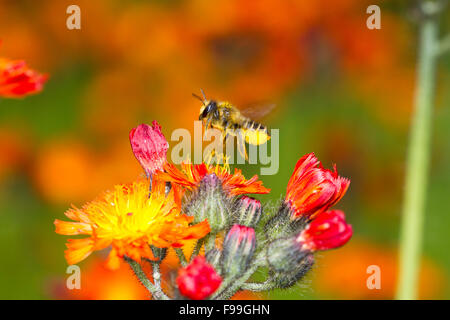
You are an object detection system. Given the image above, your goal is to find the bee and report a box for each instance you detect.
[194,90,272,159]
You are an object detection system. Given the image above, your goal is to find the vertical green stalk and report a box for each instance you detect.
[396,2,439,300]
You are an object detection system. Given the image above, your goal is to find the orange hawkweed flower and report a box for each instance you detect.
[286,153,349,218]
[159,162,270,196]
[298,210,352,251]
[0,57,48,98]
[55,178,210,269]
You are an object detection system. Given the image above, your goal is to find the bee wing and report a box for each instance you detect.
[238,102,276,121]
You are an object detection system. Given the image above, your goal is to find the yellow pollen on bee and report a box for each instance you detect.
[244,130,270,145]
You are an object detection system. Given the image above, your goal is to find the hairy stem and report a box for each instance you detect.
[241,280,276,292]
[175,248,188,267]
[396,1,439,300]
[152,261,162,288]
[125,257,169,300]
[211,251,265,300]
[190,238,204,262]
[205,234,216,252]
[214,263,261,300]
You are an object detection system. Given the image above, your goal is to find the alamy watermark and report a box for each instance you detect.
[66,265,81,290]
[366,264,381,290]
[366,5,381,29]
[66,5,81,30]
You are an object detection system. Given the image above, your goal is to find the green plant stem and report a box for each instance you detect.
[152,262,162,288]
[205,234,216,252]
[125,257,169,300]
[396,4,439,300]
[241,280,276,292]
[190,238,204,262]
[211,251,265,300]
[213,263,261,300]
[175,248,188,267]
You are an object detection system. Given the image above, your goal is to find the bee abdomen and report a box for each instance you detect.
[242,119,270,145]
[244,119,268,133]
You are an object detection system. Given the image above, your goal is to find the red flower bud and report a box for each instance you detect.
[235,196,262,227]
[129,121,169,176]
[176,256,222,300]
[225,224,256,244]
[286,153,350,219]
[0,58,48,98]
[221,224,256,276]
[298,210,352,251]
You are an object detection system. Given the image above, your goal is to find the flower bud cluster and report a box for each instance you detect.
[262,153,352,289]
[127,121,352,299]
[183,173,233,234]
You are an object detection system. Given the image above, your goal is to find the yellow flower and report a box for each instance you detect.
[55,178,210,269]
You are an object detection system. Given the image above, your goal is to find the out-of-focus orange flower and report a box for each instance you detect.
[38,0,121,65]
[314,239,445,299]
[33,141,96,204]
[160,162,270,196]
[114,5,182,69]
[32,138,143,205]
[0,6,51,69]
[0,56,48,98]
[81,68,150,139]
[180,0,316,103]
[55,178,210,269]
[52,257,150,300]
[92,140,144,191]
[317,3,414,127]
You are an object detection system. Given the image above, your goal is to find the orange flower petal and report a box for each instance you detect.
[54,219,92,235]
[65,238,95,265]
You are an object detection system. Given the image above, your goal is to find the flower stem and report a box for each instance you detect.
[190,238,204,262]
[211,251,265,300]
[396,1,439,300]
[213,262,261,300]
[152,261,162,288]
[241,280,276,292]
[205,234,216,252]
[175,248,188,267]
[125,257,169,300]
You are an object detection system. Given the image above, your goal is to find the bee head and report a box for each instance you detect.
[199,100,217,120]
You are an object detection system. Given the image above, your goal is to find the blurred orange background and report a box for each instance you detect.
[0,0,449,299]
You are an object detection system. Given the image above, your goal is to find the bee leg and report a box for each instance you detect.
[237,132,248,161]
[203,118,211,140]
[220,130,232,164]
[203,119,209,140]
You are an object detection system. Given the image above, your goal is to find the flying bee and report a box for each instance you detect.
[193,90,273,159]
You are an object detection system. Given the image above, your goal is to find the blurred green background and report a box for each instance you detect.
[0,0,449,299]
